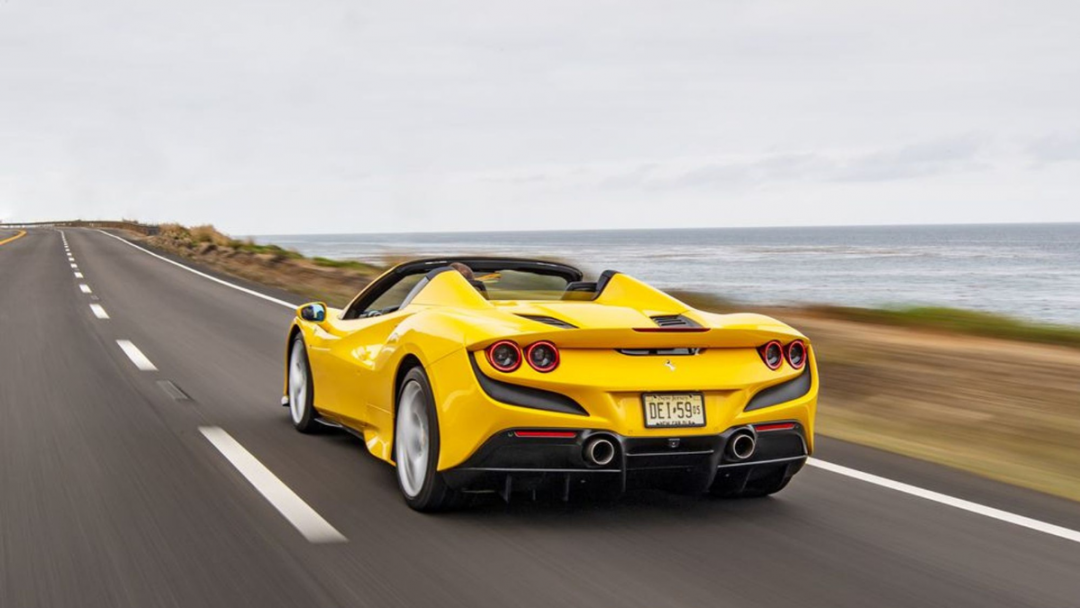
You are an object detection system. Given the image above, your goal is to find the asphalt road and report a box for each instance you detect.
[2,227,1079,608]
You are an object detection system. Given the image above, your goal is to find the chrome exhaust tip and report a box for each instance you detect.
[584,437,616,466]
[727,431,756,461]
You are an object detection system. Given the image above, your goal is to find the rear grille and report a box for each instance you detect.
[650,314,700,328]
[618,348,701,356]
[516,314,578,329]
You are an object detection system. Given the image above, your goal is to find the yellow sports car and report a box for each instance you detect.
[283,258,817,511]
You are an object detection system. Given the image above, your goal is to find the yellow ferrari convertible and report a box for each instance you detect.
[283,258,817,511]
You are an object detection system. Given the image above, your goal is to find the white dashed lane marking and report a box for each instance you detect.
[90,304,110,319]
[116,340,157,371]
[199,426,346,544]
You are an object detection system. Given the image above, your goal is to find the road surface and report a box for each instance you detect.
[1,228,1078,608]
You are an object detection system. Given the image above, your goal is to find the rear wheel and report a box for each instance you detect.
[287,336,319,433]
[394,367,466,512]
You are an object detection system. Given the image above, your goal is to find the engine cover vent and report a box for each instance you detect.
[650,314,701,328]
[516,314,578,329]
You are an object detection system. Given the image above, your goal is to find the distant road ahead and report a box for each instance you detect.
[0,229,26,246]
[1,228,1078,608]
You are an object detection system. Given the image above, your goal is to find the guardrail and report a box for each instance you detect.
[0,220,160,236]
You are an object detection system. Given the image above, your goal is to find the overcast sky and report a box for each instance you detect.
[2,0,1079,235]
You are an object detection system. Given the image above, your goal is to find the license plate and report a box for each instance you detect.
[642,393,706,428]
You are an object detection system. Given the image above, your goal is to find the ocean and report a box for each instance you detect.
[258,223,1080,325]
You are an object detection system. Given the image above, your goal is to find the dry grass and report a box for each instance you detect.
[679,292,1080,502]
[798,314,1080,501]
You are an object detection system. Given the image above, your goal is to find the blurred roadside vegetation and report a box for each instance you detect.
[677,290,1080,502]
[146,224,382,306]
[673,291,1080,351]
[129,224,1080,502]
[806,305,1080,350]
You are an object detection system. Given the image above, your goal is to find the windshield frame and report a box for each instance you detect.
[343,257,583,319]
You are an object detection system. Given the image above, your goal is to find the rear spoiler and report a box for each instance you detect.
[465,323,804,351]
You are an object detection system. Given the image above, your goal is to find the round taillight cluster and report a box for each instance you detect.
[786,340,807,370]
[758,339,807,371]
[759,341,784,370]
[486,340,560,373]
[487,340,522,372]
[526,341,559,373]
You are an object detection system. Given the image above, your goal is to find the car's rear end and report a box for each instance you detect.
[427,303,816,500]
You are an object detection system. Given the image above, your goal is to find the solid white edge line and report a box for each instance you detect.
[89,304,110,319]
[97,230,296,309]
[199,426,346,544]
[116,339,157,371]
[90,231,1079,546]
[79,284,92,293]
[807,458,1080,545]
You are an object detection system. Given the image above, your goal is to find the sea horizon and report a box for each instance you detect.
[251,220,1080,239]
[256,223,1080,325]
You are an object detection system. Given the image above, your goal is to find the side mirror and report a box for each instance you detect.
[298,302,327,323]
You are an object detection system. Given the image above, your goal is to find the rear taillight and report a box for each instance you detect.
[755,422,796,432]
[514,430,577,438]
[786,340,807,370]
[486,340,522,372]
[758,340,783,370]
[525,341,559,372]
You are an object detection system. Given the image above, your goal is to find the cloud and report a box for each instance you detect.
[650,153,825,189]
[1025,132,1080,165]
[595,135,991,193]
[832,135,989,182]
[1,0,1079,232]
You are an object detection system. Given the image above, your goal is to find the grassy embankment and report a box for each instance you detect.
[676,292,1080,502]
[141,224,382,305]
[135,225,1080,502]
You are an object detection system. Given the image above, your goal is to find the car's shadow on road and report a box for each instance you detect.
[453,488,803,528]
[318,424,805,530]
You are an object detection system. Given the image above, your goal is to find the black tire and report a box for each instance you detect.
[287,335,320,434]
[394,367,468,512]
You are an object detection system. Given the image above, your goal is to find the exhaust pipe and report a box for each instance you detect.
[584,437,616,466]
[727,430,756,461]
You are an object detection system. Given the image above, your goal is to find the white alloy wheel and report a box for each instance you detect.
[289,339,309,425]
[395,380,430,498]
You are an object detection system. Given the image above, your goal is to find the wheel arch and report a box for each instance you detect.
[283,323,304,399]
[390,353,425,464]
